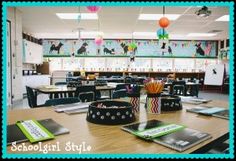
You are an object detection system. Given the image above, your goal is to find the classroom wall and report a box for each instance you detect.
[7,7,23,102]
[46,57,219,73]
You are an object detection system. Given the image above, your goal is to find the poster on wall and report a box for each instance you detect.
[204,64,225,86]
[43,39,217,58]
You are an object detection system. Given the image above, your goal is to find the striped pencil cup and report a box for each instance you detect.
[146,93,161,114]
[127,93,140,114]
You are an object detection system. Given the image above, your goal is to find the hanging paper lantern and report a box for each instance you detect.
[128,46,133,51]
[128,42,137,51]
[159,17,170,28]
[95,37,103,46]
[130,42,137,49]
[157,28,167,37]
[157,28,169,40]
[86,6,101,13]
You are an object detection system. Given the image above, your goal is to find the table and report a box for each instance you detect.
[7,100,229,154]
[33,85,116,99]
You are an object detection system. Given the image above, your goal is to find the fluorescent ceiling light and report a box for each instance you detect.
[187,33,217,37]
[138,14,181,20]
[215,15,229,21]
[56,13,98,20]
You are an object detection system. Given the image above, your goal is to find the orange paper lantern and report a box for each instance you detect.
[159,17,170,28]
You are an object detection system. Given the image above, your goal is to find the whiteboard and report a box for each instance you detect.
[204,64,225,86]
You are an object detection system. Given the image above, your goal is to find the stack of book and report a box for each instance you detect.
[186,106,229,119]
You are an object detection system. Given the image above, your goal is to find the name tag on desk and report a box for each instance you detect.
[16,119,55,143]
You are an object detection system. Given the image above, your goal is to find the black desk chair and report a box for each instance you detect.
[26,86,45,108]
[186,82,199,97]
[54,82,68,98]
[112,89,128,99]
[115,83,130,91]
[75,85,96,102]
[112,83,130,99]
[172,81,186,96]
[95,80,109,100]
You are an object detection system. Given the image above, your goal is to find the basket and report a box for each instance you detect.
[86,100,135,125]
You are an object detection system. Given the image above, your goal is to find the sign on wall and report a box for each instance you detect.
[204,64,225,86]
[43,39,217,58]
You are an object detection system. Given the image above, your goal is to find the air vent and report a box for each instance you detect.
[208,30,223,33]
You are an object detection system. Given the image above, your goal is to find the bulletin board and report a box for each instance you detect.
[43,39,217,58]
[204,64,225,86]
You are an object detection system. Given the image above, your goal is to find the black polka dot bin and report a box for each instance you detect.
[86,101,136,125]
[161,96,183,111]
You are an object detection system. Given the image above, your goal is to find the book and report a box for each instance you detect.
[16,119,55,143]
[180,96,211,105]
[191,133,229,154]
[198,107,225,115]
[212,110,229,120]
[186,106,227,117]
[7,119,69,145]
[121,119,212,152]
[54,102,90,113]
[153,128,212,152]
[186,106,211,113]
[64,108,88,115]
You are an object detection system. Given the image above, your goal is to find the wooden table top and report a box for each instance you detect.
[7,100,229,154]
[33,85,116,94]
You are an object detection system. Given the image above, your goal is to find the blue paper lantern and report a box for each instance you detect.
[157,28,167,37]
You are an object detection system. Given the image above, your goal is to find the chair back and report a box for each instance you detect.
[172,80,186,86]
[55,82,67,86]
[75,85,96,102]
[172,81,186,96]
[44,97,80,106]
[26,86,37,108]
[115,83,130,91]
[112,89,128,99]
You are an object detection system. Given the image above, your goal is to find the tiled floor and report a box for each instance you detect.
[9,91,229,110]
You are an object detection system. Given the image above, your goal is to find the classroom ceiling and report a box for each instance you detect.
[16,6,229,40]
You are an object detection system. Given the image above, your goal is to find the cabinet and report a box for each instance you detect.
[22,75,50,94]
[23,39,43,64]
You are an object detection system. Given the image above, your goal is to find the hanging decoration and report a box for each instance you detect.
[159,17,170,28]
[157,28,169,40]
[86,6,101,13]
[128,42,137,51]
[129,33,137,62]
[95,12,103,47]
[157,6,170,56]
[95,37,103,46]
[71,7,82,58]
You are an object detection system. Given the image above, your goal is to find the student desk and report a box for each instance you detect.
[7,100,229,154]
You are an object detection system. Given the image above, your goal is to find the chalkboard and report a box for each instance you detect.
[204,64,225,86]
